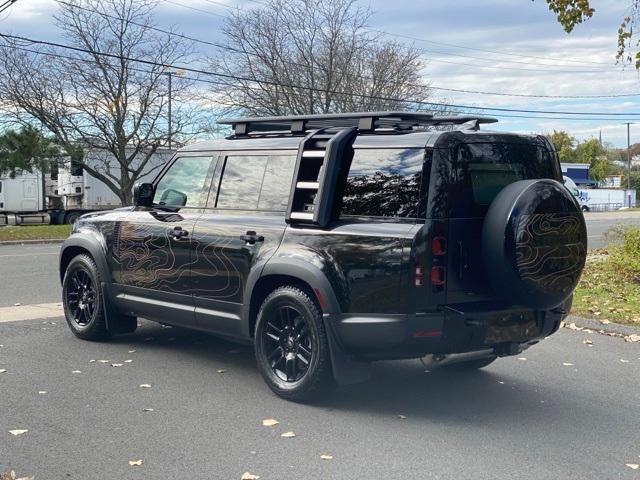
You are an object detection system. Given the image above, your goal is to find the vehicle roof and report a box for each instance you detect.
[178,129,546,153]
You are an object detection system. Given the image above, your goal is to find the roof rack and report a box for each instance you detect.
[218,111,498,136]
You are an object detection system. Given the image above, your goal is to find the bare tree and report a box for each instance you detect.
[211,0,432,116]
[0,0,205,204]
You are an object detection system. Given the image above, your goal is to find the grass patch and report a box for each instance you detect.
[0,224,72,241]
[573,226,640,327]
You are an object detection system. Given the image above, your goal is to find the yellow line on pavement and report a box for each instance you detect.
[0,303,64,323]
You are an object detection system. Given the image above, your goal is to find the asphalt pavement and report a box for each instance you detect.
[1,211,639,479]
[0,316,639,479]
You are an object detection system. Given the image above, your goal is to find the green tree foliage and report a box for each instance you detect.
[575,138,608,180]
[549,130,576,163]
[544,0,595,33]
[541,0,640,69]
[0,126,61,178]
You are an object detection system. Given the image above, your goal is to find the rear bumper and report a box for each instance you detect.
[327,303,566,361]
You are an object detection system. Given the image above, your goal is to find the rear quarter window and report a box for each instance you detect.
[341,148,427,219]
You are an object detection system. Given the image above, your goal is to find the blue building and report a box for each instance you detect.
[560,163,598,187]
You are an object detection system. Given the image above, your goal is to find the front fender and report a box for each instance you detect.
[59,233,110,286]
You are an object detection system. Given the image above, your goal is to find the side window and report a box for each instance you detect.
[216,155,296,211]
[341,148,426,218]
[154,156,215,208]
[258,156,296,210]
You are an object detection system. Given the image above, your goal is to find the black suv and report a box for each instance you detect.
[59,112,587,400]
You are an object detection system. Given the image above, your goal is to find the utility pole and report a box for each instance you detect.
[626,123,632,190]
[167,71,172,150]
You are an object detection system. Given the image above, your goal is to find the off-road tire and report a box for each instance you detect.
[254,286,332,402]
[442,356,497,371]
[62,254,111,341]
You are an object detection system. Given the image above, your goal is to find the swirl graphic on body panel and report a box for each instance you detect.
[515,213,585,293]
[190,234,243,299]
[117,222,192,293]
[116,221,243,299]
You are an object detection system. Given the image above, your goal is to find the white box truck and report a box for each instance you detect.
[0,148,174,225]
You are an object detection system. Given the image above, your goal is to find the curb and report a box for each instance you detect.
[0,239,65,246]
[565,314,640,337]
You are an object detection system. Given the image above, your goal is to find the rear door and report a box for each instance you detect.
[446,139,558,305]
[191,152,296,337]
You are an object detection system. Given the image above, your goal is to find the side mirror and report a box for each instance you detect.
[133,182,154,207]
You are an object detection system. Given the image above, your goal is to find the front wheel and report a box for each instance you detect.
[254,286,332,401]
[62,254,110,340]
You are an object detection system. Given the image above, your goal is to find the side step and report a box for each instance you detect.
[286,127,357,227]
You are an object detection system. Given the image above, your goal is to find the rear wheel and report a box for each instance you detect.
[254,286,332,401]
[442,356,497,371]
[64,211,81,225]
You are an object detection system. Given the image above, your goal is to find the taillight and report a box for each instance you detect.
[432,236,447,256]
[414,265,425,287]
[431,266,446,286]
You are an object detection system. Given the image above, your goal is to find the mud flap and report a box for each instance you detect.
[101,282,137,334]
[322,314,371,386]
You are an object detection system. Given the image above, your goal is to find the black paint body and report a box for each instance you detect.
[60,129,583,361]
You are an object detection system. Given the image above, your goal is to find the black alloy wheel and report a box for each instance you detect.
[263,305,313,383]
[62,254,110,340]
[254,286,331,401]
[66,268,97,327]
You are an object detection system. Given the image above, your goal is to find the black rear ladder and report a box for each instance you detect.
[286,127,357,228]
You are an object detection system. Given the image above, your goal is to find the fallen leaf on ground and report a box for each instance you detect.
[498,381,505,384]
[38,391,46,395]
[398,415,407,419]
[625,334,640,343]
[128,460,143,467]
[89,359,96,363]
[139,384,152,388]
[0,369,6,374]
[262,419,279,427]
[97,360,109,364]
[582,340,593,345]
[562,363,574,366]
[599,318,609,323]
[241,472,259,480]
[281,431,296,438]
[320,454,333,460]
[71,370,81,374]
[620,359,630,363]
[9,429,28,436]
[124,360,133,363]
[517,357,527,361]
[128,350,136,353]
[626,464,639,470]
[14,303,20,306]
[217,369,226,373]
[142,408,154,412]
[111,363,123,367]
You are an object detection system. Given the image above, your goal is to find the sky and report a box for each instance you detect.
[2,0,640,147]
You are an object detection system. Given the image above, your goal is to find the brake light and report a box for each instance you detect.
[432,236,447,256]
[431,266,446,286]
[414,265,425,287]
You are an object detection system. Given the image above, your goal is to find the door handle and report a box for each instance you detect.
[170,226,189,240]
[241,231,264,245]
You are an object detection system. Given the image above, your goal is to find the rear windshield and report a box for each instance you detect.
[341,148,427,219]
[451,142,555,217]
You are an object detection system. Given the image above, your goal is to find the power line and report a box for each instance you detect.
[0,0,17,14]
[4,32,640,120]
[53,0,640,99]
[164,0,622,71]
[5,41,640,122]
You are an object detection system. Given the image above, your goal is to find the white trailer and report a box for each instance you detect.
[0,147,175,225]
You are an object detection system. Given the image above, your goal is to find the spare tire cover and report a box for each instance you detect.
[482,179,587,310]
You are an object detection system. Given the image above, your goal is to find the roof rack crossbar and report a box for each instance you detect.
[220,111,498,137]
